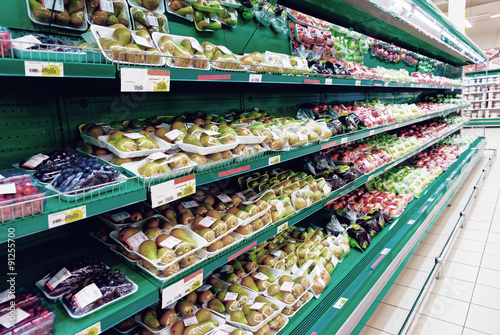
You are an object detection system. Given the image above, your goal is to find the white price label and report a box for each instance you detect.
[99,0,114,12]
[250,302,266,310]
[236,192,246,201]
[48,206,87,229]
[42,0,64,11]
[165,129,183,141]
[355,80,361,86]
[203,130,220,136]
[25,61,63,77]
[0,308,30,329]
[217,194,232,203]
[121,68,171,92]
[280,282,294,292]
[147,15,159,27]
[277,222,288,233]
[296,227,305,231]
[407,220,415,225]
[331,256,339,268]
[341,137,348,144]
[221,265,232,272]
[197,216,217,228]
[249,74,262,82]
[111,211,130,222]
[384,82,389,87]
[223,292,239,301]
[322,184,330,194]
[124,133,145,139]
[150,174,195,208]
[268,155,281,165]
[159,236,182,249]
[275,201,285,214]
[147,152,168,161]
[333,297,348,309]
[369,130,375,136]
[381,248,391,255]
[214,331,229,335]
[181,201,199,208]
[46,267,72,291]
[0,183,16,195]
[156,123,170,129]
[133,35,153,48]
[291,264,299,274]
[22,153,48,169]
[161,269,203,308]
[0,290,14,305]
[125,231,149,250]
[196,285,212,292]
[74,322,101,335]
[183,316,198,326]
[254,272,269,281]
[73,283,103,310]
[270,250,283,258]
[325,78,333,85]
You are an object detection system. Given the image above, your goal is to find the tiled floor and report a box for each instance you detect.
[360,128,500,335]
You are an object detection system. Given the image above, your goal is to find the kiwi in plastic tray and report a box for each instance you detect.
[0,287,56,335]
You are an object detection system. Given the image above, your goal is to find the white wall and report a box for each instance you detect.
[466,19,500,49]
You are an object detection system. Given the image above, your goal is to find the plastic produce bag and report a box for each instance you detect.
[346,224,371,252]
[356,209,385,236]
[326,214,345,236]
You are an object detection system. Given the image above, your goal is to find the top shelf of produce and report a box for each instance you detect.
[278,0,486,66]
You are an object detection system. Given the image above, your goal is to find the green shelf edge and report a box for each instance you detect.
[282,137,484,335]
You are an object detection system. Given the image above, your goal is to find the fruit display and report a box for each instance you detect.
[154,33,210,70]
[166,0,194,20]
[87,0,130,27]
[218,7,238,27]
[0,171,45,222]
[27,0,87,30]
[18,150,87,182]
[325,143,393,174]
[123,152,196,179]
[201,42,244,71]
[99,202,158,228]
[131,7,168,34]
[37,258,137,317]
[128,0,163,12]
[98,129,167,157]
[0,287,56,335]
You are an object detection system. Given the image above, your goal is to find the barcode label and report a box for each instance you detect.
[217,194,232,203]
[223,292,238,301]
[275,201,285,214]
[111,211,130,222]
[159,236,182,249]
[196,285,212,292]
[165,129,183,141]
[183,316,198,326]
[181,201,199,208]
[221,265,232,272]
[73,283,103,310]
[99,0,114,12]
[22,153,49,169]
[280,282,294,292]
[147,15,159,27]
[198,216,217,228]
[250,302,266,310]
[124,133,145,139]
[46,267,72,291]
[125,231,149,249]
[254,272,269,281]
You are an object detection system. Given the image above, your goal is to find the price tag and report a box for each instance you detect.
[99,0,114,12]
[162,269,203,308]
[277,222,288,233]
[186,14,193,20]
[223,292,238,301]
[73,283,103,310]
[22,153,49,169]
[48,206,87,229]
[407,220,415,225]
[250,302,266,310]
[254,272,269,281]
[325,78,333,85]
[0,183,16,195]
[270,250,284,258]
[369,130,375,136]
[236,192,246,201]
[46,267,72,291]
[74,322,101,335]
[125,231,149,249]
[214,331,229,335]
[381,248,391,255]
[147,152,168,161]
[221,265,232,273]
[183,316,198,326]
[150,174,196,208]
[133,35,153,48]
[156,123,170,129]
[280,282,294,292]
[341,137,348,144]
[197,216,217,228]
[111,211,130,222]
[147,15,159,27]
[384,82,389,87]
[355,80,361,86]
[121,68,171,92]
[331,256,339,268]
[25,61,63,77]
[268,155,281,165]
[196,285,212,292]
[0,290,14,305]
[0,308,30,329]
[159,236,182,249]
[275,201,285,214]
[203,130,220,136]
[165,129,183,141]
[217,194,232,203]
[249,74,262,82]
[42,0,64,11]
[333,297,348,309]
[124,133,145,139]
[181,201,199,208]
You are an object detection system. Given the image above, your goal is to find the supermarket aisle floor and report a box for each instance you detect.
[360,128,500,335]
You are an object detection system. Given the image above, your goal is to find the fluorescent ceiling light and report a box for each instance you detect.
[412,9,442,32]
[491,13,500,18]
[465,19,472,28]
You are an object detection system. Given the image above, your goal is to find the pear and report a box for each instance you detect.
[183,134,203,147]
[113,28,132,46]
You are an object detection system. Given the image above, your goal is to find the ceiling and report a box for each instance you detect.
[431,0,499,13]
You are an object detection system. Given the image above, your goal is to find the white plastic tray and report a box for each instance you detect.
[178,140,239,155]
[151,32,210,71]
[127,0,165,13]
[46,173,128,201]
[87,0,130,27]
[263,273,312,308]
[121,157,196,182]
[204,232,243,257]
[235,135,266,144]
[26,0,89,31]
[89,230,115,247]
[97,134,170,158]
[240,202,271,226]
[109,244,140,264]
[165,2,194,21]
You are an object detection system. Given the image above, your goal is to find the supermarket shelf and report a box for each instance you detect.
[467,118,500,127]
[282,137,484,335]
[153,123,465,289]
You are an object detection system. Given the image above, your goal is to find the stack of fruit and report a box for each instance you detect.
[131,7,168,34]
[326,142,393,174]
[87,0,130,27]
[155,34,209,70]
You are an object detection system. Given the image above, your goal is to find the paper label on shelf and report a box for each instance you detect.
[275,201,285,214]
[203,130,220,136]
[164,129,183,141]
[270,250,284,258]
[42,0,64,11]
[159,236,182,250]
[223,292,238,301]
[250,302,266,310]
[124,133,145,140]
[197,216,217,228]
[147,152,168,161]
[381,248,391,255]
[99,0,114,12]
[355,80,361,86]
[46,267,72,291]
[325,78,333,85]
[369,130,375,136]
[162,269,203,308]
[150,174,196,208]
[0,183,16,195]
[221,265,232,272]
[277,221,288,233]
[384,82,389,87]
[74,322,101,335]
[407,220,415,225]
[183,316,198,326]
[22,153,48,169]
[0,308,30,329]
[25,61,64,77]
[196,285,212,292]
[73,283,103,310]
[341,137,348,144]
[217,194,232,203]
[0,290,14,305]
[181,200,199,208]
[253,272,269,281]
[147,15,159,27]
[268,155,281,165]
[333,297,348,309]
[111,211,130,222]
[125,231,149,250]
[121,68,171,92]
[279,282,294,292]
[48,206,87,229]
[249,74,262,83]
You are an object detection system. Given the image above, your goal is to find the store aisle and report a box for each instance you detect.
[360,128,500,335]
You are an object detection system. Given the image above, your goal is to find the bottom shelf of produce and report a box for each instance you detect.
[283,137,485,335]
